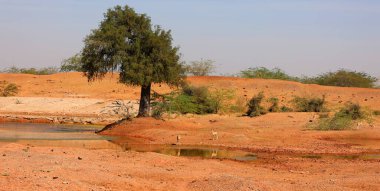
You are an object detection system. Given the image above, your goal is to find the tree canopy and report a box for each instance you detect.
[303,69,378,88]
[60,53,83,72]
[184,59,215,76]
[81,5,184,116]
[81,5,183,85]
[240,67,296,81]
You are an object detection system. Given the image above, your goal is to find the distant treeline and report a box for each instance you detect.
[239,67,378,88]
[0,66,59,75]
[0,64,378,88]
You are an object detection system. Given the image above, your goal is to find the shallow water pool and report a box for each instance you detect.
[1,123,379,161]
[0,123,257,161]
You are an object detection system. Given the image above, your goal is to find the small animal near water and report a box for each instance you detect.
[211,129,218,140]
[211,149,218,157]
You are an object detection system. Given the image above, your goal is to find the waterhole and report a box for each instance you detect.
[1,123,379,161]
[0,123,257,161]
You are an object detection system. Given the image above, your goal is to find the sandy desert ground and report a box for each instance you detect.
[0,73,380,191]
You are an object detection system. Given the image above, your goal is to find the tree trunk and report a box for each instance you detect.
[137,83,151,117]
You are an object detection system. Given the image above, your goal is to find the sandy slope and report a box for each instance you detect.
[1,72,380,109]
[1,73,380,190]
[1,72,380,121]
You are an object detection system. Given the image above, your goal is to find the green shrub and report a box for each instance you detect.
[337,103,364,120]
[315,115,353,131]
[292,96,326,112]
[312,103,368,131]
[246,92,266,117]
[182,85,217,114]
[268,97,280,112]
[152,93,198,118]
[302,69,377,88]
[152,85,235,117]
[171,94,199,114]
[207,88,235,114]
[0,81,19,97]
[240,67,297,81]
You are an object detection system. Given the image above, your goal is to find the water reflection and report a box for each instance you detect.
[0,123,106,140]
[113,140,257,161]
[302,154,380,160]
[0,123,117,150]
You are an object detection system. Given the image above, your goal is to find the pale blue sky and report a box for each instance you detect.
[0,0,379,77]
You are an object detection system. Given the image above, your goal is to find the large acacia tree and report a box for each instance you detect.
[81,5,184,117]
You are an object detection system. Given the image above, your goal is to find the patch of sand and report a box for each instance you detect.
[0,143,379,191]
[1,73,380,190]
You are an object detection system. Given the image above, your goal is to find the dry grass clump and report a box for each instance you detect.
[0,81,19,97]
[292,96,327,112]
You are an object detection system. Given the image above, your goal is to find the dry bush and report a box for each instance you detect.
[0,81,19,97]
[292,95,327,112]
[246,92,266,117]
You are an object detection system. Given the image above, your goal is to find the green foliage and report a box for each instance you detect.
[81,5,184,86]
[205,88,235,114]
[152,93,198,118]
[268,97,280,112]
[240,67,296,81]
[337,103,365,120]
[302,69,377,88]
[60,53,83,72]
[181,85,217,114]
[0,81,19,97]
[315,115,354,131]
[80,5,184,116]
[184,59,215,76]
[152,85,235,117]
[373,110,380,116]
[292,96,326,112]
[246,92,266,117]
[312,103,368,131]
[2,66,59,75]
